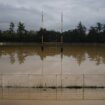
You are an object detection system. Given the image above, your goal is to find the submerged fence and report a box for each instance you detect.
[0,74,105,100]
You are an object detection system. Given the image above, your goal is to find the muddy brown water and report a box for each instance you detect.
[0,44,105,101]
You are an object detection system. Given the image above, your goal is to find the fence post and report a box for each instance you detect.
[83,74,84,100]
[28,74,30,99]
[56,74,57,100]
[1,73,3,99]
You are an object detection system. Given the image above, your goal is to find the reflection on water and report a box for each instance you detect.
[0,44,105,100]
[0,45,105,74]
[0,45,105,64]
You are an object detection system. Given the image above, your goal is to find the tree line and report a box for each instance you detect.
[0,22,105,43]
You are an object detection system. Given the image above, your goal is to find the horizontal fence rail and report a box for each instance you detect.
[0,74,105,100]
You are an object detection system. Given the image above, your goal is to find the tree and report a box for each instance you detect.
[102,24,105,33]
[0,30,2,36]
[9,22,15,34]
[101,24,105,42]
[96,22,102,33]
[76,22,86,42]
[77,22,86,35]
[0,30,2,41]
[17,22,25,35]
[96,23,103,43]
[17,22,26,41]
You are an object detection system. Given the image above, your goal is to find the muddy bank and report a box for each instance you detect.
[0,100,105,105]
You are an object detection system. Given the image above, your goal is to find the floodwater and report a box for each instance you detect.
[0,44,105,102]
[0,44,105,74]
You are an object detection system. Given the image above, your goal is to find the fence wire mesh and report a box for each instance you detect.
[0,74,105,100]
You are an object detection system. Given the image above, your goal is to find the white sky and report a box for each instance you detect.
[0,0,105,31]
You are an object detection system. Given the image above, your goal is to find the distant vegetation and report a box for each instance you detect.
[0,22,105,43]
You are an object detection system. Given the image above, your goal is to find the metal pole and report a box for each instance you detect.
[42,11,43,43]
[61,12,64,89]
[42,49,44,88]
[41,11,44,50]
[56,74,57,100]
[61,12,63,52]
[1,73,3,99]
[83,74,85,100]
[41,11,44,88]
[60,52,63,97]
[61,12,63,34]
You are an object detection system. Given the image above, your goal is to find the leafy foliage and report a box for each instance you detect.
[0,22,105,43]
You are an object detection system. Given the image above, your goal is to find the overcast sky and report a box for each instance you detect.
[0,0,105,31]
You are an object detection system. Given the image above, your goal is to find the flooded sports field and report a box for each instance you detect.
[0,44,105,101]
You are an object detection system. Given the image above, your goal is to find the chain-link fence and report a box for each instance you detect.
[0,74,105,100]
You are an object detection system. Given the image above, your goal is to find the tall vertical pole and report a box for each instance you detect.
[61,12,63,52]
[61,12,63,35]
[41,11,44,50]
[42,11,44,44]
[61,52,63,88]
[41,11,44,88]
[61,12,63,93]
[83,74,85,100]
[1,73,3,99]
[42,49,44,88]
